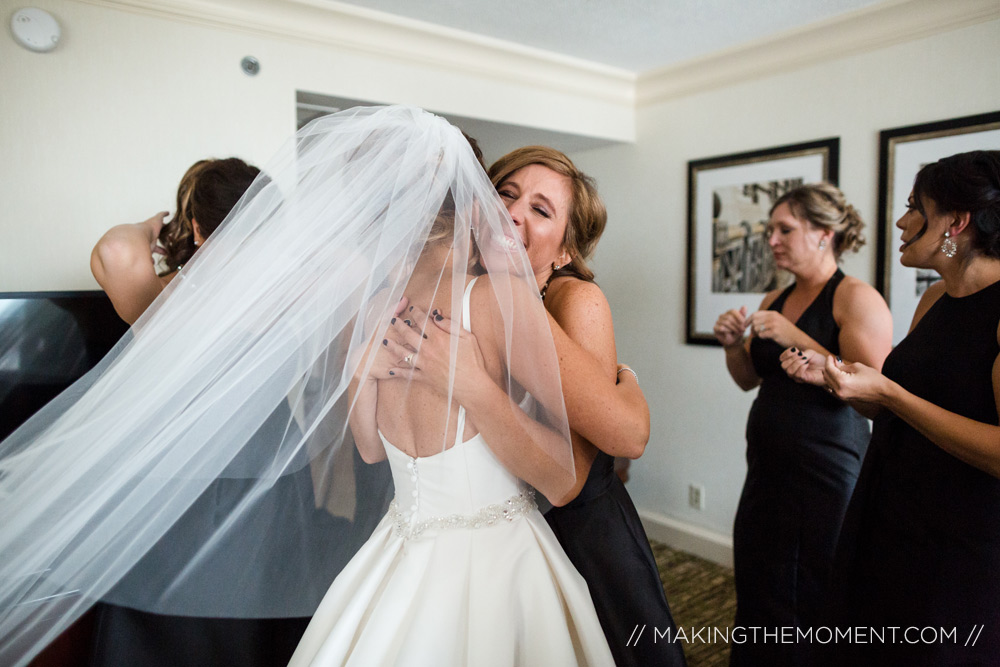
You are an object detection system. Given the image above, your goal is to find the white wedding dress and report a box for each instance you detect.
[289,280,614,667]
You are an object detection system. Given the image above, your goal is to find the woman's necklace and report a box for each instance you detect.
[539,271,556,301]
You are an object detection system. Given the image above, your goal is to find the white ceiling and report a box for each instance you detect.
[329,0,885,72]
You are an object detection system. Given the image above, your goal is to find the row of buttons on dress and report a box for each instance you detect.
[406,457,419,516]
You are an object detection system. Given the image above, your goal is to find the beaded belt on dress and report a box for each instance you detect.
[387,489,536,540]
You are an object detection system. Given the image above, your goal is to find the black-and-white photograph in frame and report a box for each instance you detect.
[687,138,839,345]
[877,111,1000,345]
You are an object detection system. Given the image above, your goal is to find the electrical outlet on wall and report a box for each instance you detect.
[688,483,705,510]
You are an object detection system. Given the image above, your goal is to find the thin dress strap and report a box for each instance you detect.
[453,277,478,447]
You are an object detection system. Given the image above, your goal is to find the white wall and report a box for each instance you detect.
[573,18,1000,562]
[0,0,632,291]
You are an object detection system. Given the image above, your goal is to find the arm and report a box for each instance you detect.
[90,212,169,324]
[713,292,783,391]
[346,299,411,464]
[385,282,650,459]
[779,278,894,418]
[383,289,580,504]
[347,354,385,464]
[825,353,1000,479]
[544,279,649,459]
[831,278,893,370]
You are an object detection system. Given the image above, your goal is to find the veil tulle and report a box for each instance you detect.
[0,105,573,665]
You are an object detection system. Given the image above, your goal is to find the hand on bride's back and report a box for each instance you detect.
[385,303,489,402]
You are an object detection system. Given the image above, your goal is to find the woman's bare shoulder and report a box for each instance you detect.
[834,275,889,312]
[545,277,610,324]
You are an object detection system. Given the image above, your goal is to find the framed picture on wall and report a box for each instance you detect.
[686,138,839,345]
[876,111,1000,344]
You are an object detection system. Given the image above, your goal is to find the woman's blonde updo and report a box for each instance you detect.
[771,182,866,259]
[488,146,607,282]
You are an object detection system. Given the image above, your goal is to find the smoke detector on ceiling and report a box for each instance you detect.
[10,8,61,53]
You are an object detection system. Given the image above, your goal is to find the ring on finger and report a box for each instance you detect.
[402,353,414,366]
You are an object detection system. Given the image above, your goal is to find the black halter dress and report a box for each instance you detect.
[824,278,1000,666]
[732,268,870,666]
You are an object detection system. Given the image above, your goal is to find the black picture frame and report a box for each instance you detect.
[876,111,1000,343]
[686,138,839,345]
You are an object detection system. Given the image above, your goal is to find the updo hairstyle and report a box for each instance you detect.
[770,182,865,259]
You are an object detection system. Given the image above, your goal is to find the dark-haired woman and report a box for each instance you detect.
[87,157,335,667]
[91,157,259,324]
[797,151,1000,664]
[713,183,892,665]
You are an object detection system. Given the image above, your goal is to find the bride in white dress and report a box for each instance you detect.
[291,270,612,665]
[290,141,613,664]
[0,106,611,667]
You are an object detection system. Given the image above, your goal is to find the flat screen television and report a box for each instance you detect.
[0,291,129,441]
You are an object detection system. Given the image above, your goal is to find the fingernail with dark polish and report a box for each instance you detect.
[390,317,396,324]
[422,334,428,339]
[404,319,411,327]
[382,339,387,346]
[837,357,843,363]
[432,309,439,315]
[790,347,797,352]
[409,306,413,312]
[388,371,394,376]
[435,314,443,321]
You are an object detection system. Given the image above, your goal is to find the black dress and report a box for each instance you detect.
[545,451,687,667]
[825,279,1000,666]
[732,269,870,666]
[88,407,391,667]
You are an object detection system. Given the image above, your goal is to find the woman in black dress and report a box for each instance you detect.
[385,146,685,666]
[713,183,892,665]
[800,151,1000,665]
[88,159,373,667]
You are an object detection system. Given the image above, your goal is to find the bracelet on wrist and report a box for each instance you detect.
[616,367,638,385]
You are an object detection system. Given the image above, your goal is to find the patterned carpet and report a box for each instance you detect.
[651,541,737,667]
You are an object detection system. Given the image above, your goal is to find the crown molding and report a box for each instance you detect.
[74,0,635,106]
[637,0,1000,107]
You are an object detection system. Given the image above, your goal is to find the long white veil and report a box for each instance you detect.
[0,105,573,666]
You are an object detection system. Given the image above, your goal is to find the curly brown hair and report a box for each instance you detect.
[157,158,260,274]
[770,182,865,259]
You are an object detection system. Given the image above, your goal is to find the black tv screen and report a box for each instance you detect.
[0,291,129,440]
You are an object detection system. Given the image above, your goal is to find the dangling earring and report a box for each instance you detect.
[818,239,827,251]
[940,231,957,258]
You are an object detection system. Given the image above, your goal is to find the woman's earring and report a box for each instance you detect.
[940,231,957,258]
[818,239,827,251]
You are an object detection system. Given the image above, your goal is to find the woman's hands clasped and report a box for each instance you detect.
[779,347,890,410]
[713,306,749,348]
[779,347,826,386]
[821,355,890,405]
[714,306,798,349]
